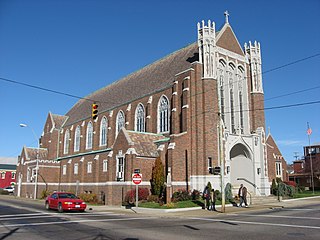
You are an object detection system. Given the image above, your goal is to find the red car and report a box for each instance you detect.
[45,192,87,213]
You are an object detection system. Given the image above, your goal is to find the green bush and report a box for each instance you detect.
[41,189,51,199]
[0,189,9,195]
[78,193,98,204]
[172,189,191,202]
[147,194,159,203]
[191,189,201,200]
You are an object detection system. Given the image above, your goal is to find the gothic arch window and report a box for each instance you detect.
[239,91,244,134]
[158,95,170,133]
[135,103,145,132]
[230,89,235,134]
[64,129,70,154]
[86,122,93,150]
[74,125,81,152]
[100,116,108,146]
[116,110,125,135]
[218,60,226,122]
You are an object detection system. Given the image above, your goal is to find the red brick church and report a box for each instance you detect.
[17,13,284,205]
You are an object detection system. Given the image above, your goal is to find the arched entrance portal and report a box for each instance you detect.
[229,144,254,193]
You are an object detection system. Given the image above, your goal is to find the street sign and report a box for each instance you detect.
[134,168,140,174]
[132,173,142,185]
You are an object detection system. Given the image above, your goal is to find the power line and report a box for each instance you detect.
[0,77,96,103]
[1,53,319,105]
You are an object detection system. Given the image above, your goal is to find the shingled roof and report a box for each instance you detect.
[24,147,48,160]
[65,42,199,125]
[51,113,68,129]
[126,130,167,158]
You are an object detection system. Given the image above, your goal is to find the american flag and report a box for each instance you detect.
[307,122,312,135]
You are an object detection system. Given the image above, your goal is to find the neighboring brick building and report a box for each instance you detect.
[289,144,320,190]
[0,164,16,189]
[17,13,273,205]
[266,133,288,182]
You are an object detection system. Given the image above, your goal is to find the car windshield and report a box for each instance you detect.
[58,193,78,199]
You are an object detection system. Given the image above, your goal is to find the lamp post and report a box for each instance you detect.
[20,123,39,199]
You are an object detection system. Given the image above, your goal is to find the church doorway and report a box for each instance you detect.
[229,143,254,193]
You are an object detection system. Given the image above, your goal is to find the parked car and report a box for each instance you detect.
[45,192,87,213]
[3,186,15,194]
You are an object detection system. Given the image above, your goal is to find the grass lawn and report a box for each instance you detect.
[138,199,231,209]
[292,190,320,198]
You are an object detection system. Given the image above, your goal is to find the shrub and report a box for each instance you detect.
[79,193,98,204]
[124,187,150,204]
[0,189,9,195]
[284,181,296,187]
[41,189,51,199]
[191,189,201,200]
[147,194,159,203]
[150,157,165,196]
[172,189,191,202]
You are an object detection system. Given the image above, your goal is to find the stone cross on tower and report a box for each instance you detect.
[224,10,229,23]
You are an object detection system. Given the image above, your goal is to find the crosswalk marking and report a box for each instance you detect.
[189,217,320,230]
[0,217,157,228]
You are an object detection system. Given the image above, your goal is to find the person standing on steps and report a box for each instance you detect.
[238,184,248,208]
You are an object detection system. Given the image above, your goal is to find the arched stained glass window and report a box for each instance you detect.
[158,96,170,133]
[86,122,93,149]
[135,104,145,132]
[100,116,108,146]
[74,126,81,152]
[64,129,70,154]
[116,110,125,135]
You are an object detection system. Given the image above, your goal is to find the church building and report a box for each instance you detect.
[17,13,273,205]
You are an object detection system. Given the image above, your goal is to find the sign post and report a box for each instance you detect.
[132,173,142,208]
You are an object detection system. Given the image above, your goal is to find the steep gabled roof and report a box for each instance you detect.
[216,23,244,56]
[51,113,68,129]
[266,134,283,159]
[65,43,199,125]
[24,147,48,160]
[126,130,166,158]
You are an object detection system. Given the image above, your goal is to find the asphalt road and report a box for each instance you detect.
[0,195,319,240]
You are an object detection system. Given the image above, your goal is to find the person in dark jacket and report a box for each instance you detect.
[203,186,210,210]
[209,189,216,211]
[238,184,248,207]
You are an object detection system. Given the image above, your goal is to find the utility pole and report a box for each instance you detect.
[307,122,315,194]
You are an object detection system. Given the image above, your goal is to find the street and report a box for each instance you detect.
[0,196,319,239]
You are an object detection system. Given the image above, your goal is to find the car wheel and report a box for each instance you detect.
[58,203,63,213]
[45,201,50,210]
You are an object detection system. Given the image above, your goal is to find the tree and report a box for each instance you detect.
[151,156,165,196]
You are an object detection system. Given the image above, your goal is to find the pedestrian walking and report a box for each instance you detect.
[209,189,216,211]
[203,186,210,210]
[238,184,248,207]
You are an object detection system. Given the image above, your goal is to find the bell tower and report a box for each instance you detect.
[245,41,263,93]
[197,20,216,79]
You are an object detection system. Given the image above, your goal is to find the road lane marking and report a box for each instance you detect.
[0,217,157,228]
[0,213,124,221]
[189,217,320,230]
[228,213,320,220]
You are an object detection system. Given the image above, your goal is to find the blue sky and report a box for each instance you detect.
[0,0,319,164]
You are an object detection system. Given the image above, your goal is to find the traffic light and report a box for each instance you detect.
[92,103,98,120]
[209,166,221,175]
[214,166,221,175]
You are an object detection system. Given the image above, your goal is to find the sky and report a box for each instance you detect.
[0,0,319,164]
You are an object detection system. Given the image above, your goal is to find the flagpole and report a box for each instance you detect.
[307,122,315,194]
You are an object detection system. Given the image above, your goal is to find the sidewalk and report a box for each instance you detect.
[87,196,320,217]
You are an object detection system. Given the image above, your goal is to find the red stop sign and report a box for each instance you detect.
[132,173,142,185]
